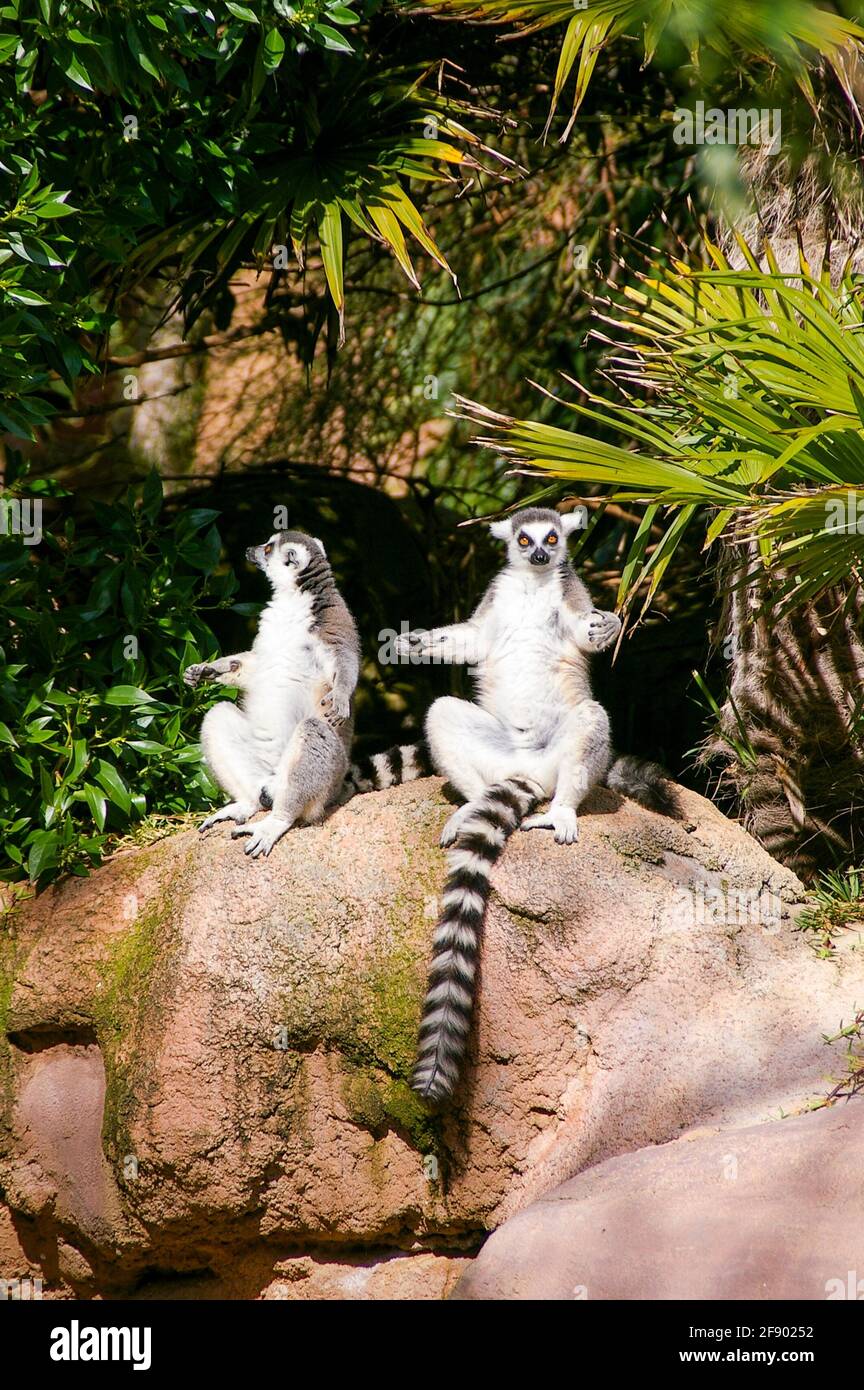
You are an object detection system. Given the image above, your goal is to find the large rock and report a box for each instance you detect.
[453,1100,864,1300]
[0,778,859,1297]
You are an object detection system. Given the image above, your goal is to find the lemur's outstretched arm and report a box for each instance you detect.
[396,620,486,665]
[184,653,254,689]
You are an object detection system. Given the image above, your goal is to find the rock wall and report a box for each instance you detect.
[0,779,859,1298]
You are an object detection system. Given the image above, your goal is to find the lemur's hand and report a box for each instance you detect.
[321,687,351,726]
[587,610,621,651]
[183,662,212,688]
[184,658,240,688]
[394,630,426,660]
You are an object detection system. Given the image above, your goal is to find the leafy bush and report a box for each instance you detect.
[0,469,251,885]
[0,0,478,436]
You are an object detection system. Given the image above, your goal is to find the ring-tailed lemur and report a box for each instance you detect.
[344,507,674,1104]
[184,530,359,858]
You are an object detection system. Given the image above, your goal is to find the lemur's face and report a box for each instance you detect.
[246,531,324,589]
[491,509,577,571]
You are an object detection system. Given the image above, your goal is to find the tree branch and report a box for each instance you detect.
[101,319,282,371]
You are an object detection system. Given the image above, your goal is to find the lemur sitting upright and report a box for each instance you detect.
[344,507,673,1104]
[184,530,359,859]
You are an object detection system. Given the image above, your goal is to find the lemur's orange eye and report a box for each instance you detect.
[518,534,530,547]
[264,544,273,556]
[546,531,558,545]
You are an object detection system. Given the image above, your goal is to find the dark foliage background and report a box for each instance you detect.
[5,1,860,884]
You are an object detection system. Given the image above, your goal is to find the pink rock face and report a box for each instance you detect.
[16,1043,113,1238]
[453,1101,864,1301]
[261,1251,472,1301]
[0,778,861,1298]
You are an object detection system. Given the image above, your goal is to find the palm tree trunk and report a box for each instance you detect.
[706,542,864,876]
[705,67,864,875]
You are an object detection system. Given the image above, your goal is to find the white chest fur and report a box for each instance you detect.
[242,589,331,750]
[476,569,583,736]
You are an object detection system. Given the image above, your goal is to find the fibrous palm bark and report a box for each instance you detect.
[710,544,864,874]
[711,67,864,874]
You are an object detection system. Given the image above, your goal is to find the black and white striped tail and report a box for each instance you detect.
[343,738,433,798]
[411,777,540,1105]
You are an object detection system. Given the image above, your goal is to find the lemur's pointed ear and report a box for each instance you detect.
[489,519,511,541]
[561,509,586,537]
[313,536,326,554]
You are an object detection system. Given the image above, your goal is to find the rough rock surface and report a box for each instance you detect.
[0,778,859,1298]
[453,1100,864,1300]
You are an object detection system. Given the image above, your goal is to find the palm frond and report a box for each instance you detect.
[413,0,864,136]
[455,237,864,618]
[117,77,492,337]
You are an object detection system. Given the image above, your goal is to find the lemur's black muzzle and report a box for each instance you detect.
[246,545,262,567]
[530,548,550,566]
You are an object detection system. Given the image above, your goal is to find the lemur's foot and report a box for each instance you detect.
[587,610,621,651]
[199,801,255,832]
[440,802,475,848]
[231,813,291,858]
[522,806,579,844]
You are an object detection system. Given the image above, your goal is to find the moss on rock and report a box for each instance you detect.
[275,828,442,1085]
[341,1061,442,1160]
[0,931,20,1116]
[93,853,190,1163]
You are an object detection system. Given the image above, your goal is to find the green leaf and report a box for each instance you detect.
[39,761,54,806]
[317,201,344,312]
[5,288,50,306]
[172,746,204,763]
[262,26,285,70]
[82,783,107,831]
[312,22,354,53]
[63,56,95,91]
[35,200,76,218]
[27,829,59,881]
[95,759,132,812]
[126,23,162,79]
[103,685,155,706]
[64,737,89,783]
[141,468,163,521]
